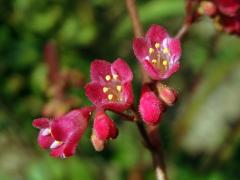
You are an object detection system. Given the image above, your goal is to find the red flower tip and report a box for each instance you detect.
[85,59,134,112]
[32,108,93,158]
[91,111,118,151]
[139,85,164,125]
[156,83,178,106]
[133,24,181,80]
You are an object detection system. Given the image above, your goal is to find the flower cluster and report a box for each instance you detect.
[199,0,240,35]
[32,25,181,158]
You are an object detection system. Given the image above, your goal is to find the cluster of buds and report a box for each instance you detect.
[198,0,240,35]
[32,25,181,158]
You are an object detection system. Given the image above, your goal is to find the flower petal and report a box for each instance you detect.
[85,82,108,106]
[111,58,133,82]
[168,38,181,63]
[51,110,88,141]
[32,118,50,129]
[162,63,180,79]
[90,60,111,83]
[142,61,162,80]
[38,130,54,149]
[146,24,168,46]
[133,38,148,63]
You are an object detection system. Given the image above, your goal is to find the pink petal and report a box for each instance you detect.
[38,130,54,149]
[146,24,169,46]
[50,145,65,158]
[90,60,111,83]
[111,58,133,82]
[142,61,161,80]
[63,131,82,157]
[162,63,180,79]
[133,38,148,63]
[168,38,181,63]
[51,110,88,141]
[85,82,108,106]
[32,118,50,129]
[122,82,134,106]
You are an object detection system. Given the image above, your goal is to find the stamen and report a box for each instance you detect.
[149,48,154,54]
[50,140,63,149]
[155,43,160,48]
[163,48,169,54]
[108,94,113,100]
[105,75,111,81]
[152,59,157,64]
[116,85,122,92]
[162,60,168,66]
[103,87,109,93]
[113,74,118,80]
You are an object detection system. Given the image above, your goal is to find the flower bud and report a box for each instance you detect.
[139,85,164,125]
[91,111,118,151]
[156,83,177,106]
[198,1,217,16]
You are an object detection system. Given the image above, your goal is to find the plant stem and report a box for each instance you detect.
[125,0,168,179]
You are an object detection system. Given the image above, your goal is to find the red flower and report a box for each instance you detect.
[139,85,164,125]
[91,111,118,151]
[133,24,181,80]
[32,107,93,158]
[199,0,240,35]
[215,0,240,17]
[85,59,134,112]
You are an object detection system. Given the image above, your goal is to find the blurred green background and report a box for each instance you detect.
[0,0,240,179]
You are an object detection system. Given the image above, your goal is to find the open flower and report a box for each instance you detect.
[32,107,93,158]
[91,111,118,151]
[85,59,134,112]
[133,24,181,80]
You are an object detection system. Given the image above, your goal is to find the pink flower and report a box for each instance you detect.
[139,85,164,125]
[91,111,118,151]
[133,24,181,80]
[32,107,93,158]
[215,0,240,17]
[85,59,134,112]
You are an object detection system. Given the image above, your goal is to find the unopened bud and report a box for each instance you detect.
[198,1,217,16]
[156,83,177,106]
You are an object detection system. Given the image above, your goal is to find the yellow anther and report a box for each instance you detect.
[105,75,111,81]
[152,59,157,64]
[149,48,154,54]
[113,74,118,80]
[162,60,168,66]
[163,48,169,54]
[103,87,109,93]
[108,94,113,100]
[155,43,160,48]
[116,85,122,92]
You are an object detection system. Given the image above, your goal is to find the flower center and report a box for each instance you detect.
[103,74,123,102]
[146,42,170,74]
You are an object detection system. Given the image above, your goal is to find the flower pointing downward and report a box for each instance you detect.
[32,107,93,158]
